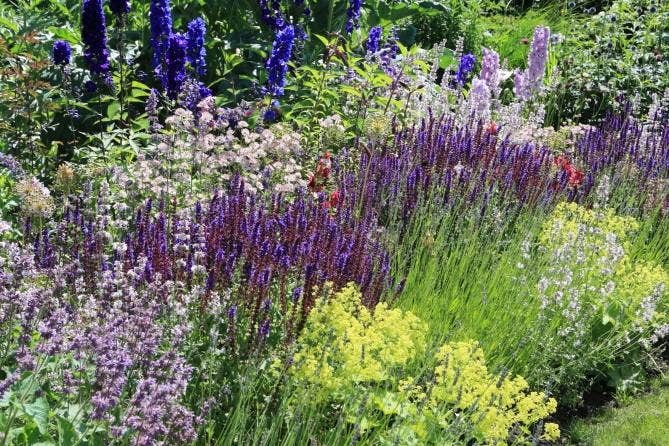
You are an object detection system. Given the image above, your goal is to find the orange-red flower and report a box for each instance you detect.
[553,154,584,188]
[308,152,332,193]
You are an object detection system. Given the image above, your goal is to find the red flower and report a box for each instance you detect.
[485,121,498,135]
[329,190,340,207]
[308,152,333,193]
[566,165,584,187]
[307,174,322,192]
[323,190,341,209]
[553,154,584,188]
[554,154,570,170]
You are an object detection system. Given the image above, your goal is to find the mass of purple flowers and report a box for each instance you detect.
[365,26,382,54]
[345,0,363,34]
[6,0,669,442]
[265,25,295,97]
[163,33,187,100]
[186,17,207,77]
[149,0,173,70]
[52,40,71,66]
[109,0,131,16]
[81,0,110,77]
[455,53,476,86]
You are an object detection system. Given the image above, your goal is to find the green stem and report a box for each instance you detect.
[326,0,335,34]
[117,15,126,131]
[0,358,47,446]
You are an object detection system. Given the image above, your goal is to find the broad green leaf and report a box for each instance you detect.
[57,416,78,446]
[313,34,330,47]
[24,397,50,435]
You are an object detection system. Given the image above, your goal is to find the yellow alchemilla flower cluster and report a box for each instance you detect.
[431,341,558,444]
[290,285,560,445]
[291,283,427,399]
[540,202,639,250]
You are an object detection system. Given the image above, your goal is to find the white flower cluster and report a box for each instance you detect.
[123,99,306,204]
[319,114,346,149]
[14,176,54,218]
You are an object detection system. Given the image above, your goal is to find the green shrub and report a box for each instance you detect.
[411,0,484,54]
[546,0,669,125]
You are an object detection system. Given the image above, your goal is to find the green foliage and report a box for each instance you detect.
[411,0,484,54]
[482,7,574,68]
[546,0,669,125]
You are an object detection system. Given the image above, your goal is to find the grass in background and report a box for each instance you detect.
[482,5,577,67]
[567,377,669,446]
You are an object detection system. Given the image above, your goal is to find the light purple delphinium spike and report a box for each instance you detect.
[479,47,500,97]
[514,26,550,101]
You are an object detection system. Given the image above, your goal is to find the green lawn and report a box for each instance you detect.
[568,378,669,446]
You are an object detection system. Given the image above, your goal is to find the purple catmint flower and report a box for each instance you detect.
[469,78,491,119]
[455,53,476,87]
[163,33,187,100]
[186,17,207,77]
[122,351,196,445]
[265,25,295,97]
[81,0,110,76]
[0,153,24,177]
[109,0,130,16]
[52,40,71,65]
[149,0,173,69]
[0,371,20,397]
[365,26,382,54]
[345,0,363,34]
[479,47,500,96]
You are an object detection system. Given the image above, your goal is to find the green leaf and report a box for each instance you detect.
[130,81,150,90]
[106,102,120,120]
[439,49,456,70]
[57,416,79,446]
[313,34,330,47]
[24,397,50,435]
